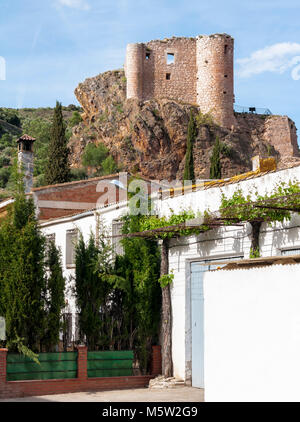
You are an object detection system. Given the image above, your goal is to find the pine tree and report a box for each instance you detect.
[45,101,71,185]
[44,240,66,351]
[210,136,222,179]
[183,110,197,182]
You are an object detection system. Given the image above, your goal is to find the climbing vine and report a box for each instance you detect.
[220,179,300,256]
[139,208,212,238]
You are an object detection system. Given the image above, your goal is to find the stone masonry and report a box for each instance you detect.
[125,34,235,129]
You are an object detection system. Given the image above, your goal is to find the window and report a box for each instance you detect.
[224,44,228,54]
[282,248,300,256]
[145,52,151,60]
[166,73,171,80]
[167,53,175,64]
[66,229,78,268]
[112,220,124,256]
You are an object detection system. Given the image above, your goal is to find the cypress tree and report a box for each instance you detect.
[43,240,66,351]
[45,101,71,185]
[0,192,47,352]
[183,110,197,182]
[210,136,222,179]
[75,232,114,350]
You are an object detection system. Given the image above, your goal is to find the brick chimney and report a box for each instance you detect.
[16,134,36,194]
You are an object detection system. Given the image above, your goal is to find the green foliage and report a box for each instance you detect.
[183,110,197,181]
[117,215,162,372]
[0,191,47,353]
[70,167,88,181]
[250,248,260,259]
[43,241,66,351]
[139,208,211,238]
[220,180,300,224]
[73,213,161,373]
[74,228,121,351]
[0,167,11,188]
[82,143,108,170]
[220,142,233,158]
[195,110,214,127]
[158,272,174,288]
[0,106,80,190]
[101,156,118,175]
[0,108,21,127]
[22,118,52,177]
[7,336,40,365]
[220,180,300,257]
[82,142,118,176]
[0,174,65,356]
[210,136,222,179]
[44,101,71,185]
[69,111,83,127]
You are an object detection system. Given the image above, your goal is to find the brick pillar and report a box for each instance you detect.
[151,345,162,376]
[0,349,8,384]
[77,345,88,380]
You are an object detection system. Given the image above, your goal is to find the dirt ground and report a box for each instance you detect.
[0,386,204,402]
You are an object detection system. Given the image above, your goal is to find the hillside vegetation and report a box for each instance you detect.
[0,105,81,199]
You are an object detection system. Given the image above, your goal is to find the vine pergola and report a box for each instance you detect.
[114,188,300,378]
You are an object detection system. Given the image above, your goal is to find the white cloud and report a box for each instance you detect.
[237,42,300,79]
[58,0,90,11]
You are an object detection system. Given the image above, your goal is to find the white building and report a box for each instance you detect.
[3,157,300,400]
[31,161,300,400]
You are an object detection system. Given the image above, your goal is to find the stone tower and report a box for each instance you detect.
[125,33,235,129]
[196,34,235,129]
[17,134,35,194]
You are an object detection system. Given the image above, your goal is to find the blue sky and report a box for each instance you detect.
[0,0,300,129]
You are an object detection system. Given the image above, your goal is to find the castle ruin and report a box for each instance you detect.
[125,33,235,129]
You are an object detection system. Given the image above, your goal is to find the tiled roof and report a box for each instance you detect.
[16,134,36,142]
[32,173,122,192]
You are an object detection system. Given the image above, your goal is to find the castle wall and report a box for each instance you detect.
[126,43,144,100]
[263,116,299,158]
[196,34,235,128]
[144,38,197,104]
[125,34,235,128]
[126,37,197,104]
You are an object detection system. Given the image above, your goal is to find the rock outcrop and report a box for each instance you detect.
[69,69,300,180]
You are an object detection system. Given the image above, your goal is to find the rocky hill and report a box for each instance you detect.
[69,69,300,180]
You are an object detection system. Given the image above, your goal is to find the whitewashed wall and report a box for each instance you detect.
[39,165,300,379]
[204,264,300,402]
[164,166,300,382]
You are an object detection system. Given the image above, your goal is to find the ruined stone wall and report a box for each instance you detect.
[196,34,235,129]
[263,116,299,158]
[125,34,235,128]
[144,38,197,104]
[126,37,197,104]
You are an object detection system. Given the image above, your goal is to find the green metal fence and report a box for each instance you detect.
[6,352,77,381]
[87,351,133,378]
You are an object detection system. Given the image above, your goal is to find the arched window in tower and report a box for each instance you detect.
[224,44,228,54]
